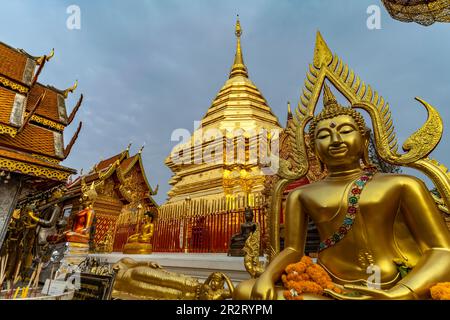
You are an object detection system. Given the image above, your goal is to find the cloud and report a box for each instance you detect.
[1,0,449,203]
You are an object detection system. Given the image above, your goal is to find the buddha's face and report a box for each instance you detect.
[210,275,224,290]
[314,115,364,167]
[245,211,253,222]
[144,215,153,223]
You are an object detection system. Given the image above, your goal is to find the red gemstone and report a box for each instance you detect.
[348,207,357,213]
[352,188,361,194]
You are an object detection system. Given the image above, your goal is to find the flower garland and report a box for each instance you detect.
[430,282,450,300]
[282,256,342,300]
[318,171,375,252]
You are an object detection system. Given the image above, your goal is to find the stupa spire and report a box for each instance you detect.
[229,15,248,78]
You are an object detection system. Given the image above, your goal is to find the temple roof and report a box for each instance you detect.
[0,146,76,181]
[26,83,68,124]
[68,146,158,207]
[0,41,37,86]
[0,41,82,181]
[95,148,129,172]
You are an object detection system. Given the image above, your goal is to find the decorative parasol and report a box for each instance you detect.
[382,0,450,25]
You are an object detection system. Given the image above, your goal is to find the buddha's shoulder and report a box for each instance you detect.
[289,173,426,193]
[287,180,327,196]
[370,172,425,187]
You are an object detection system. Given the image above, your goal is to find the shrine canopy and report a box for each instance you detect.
[382,0,450,26]
[0,41,82,182]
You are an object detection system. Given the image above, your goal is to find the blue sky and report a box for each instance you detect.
[1,0,449,203]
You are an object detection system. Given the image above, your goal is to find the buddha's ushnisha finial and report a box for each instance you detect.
[323,82,338,108]
[287,101,293,120]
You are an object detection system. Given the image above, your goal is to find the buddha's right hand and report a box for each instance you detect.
[251,276,276,300]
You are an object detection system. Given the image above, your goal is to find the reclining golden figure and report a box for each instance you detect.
[233,83,450,300]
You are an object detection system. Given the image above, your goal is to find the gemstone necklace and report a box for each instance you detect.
[318,171,375,252]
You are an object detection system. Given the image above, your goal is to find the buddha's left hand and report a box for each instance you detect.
[324,284,415,300]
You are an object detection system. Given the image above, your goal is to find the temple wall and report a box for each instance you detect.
[0,175,22,249]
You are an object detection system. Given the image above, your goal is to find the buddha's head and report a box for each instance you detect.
[144,211,155,223]
[244,207,253,222]
[308,83,371,169]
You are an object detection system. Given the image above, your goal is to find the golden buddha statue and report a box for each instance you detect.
[233,84,450,300]
[123,211,155,254]
[64,181,97,244]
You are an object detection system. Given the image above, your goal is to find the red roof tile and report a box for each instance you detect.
[119,154,138,172]
[0,123,57,158]
[26,83,65,124]
[0,43,31,84]
[96,151,127,171]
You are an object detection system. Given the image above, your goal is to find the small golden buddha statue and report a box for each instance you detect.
[198,272,234,300]
[123,211,155,254]
[64,182,97,244]
[233,84,450,300]
[228,207,257,256]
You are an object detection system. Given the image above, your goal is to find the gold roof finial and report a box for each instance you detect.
[47,48,55,61]
[36,48,55,65]
[229,15,248,79]
[138,143,146,154]
[235,14,242,37]
[63,80,78,98]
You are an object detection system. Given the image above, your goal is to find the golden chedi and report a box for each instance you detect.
[123,211,155,254]
[163,17,281,206]
[233,83,450,300]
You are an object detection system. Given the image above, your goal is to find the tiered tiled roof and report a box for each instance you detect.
[26,83,68,124]
[67,147,158,207]
[0,41,82,181]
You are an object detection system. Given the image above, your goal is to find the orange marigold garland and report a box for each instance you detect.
[282,256,342,300]
[430,282,450,300]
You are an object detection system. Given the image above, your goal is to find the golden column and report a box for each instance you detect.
[184,196,191,253]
